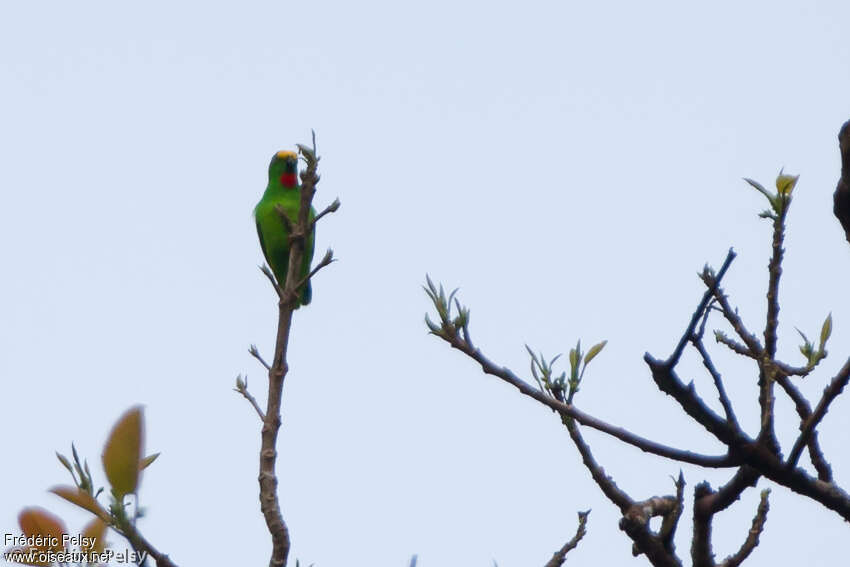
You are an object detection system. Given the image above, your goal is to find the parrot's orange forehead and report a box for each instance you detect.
[275,150,297,160]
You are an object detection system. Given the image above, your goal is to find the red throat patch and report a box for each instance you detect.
[280,173,297,187]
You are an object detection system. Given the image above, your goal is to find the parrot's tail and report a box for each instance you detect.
[299,281,312,307]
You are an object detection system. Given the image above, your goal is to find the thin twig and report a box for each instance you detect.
[565,416,682,566]
[426,283,742,468]
[774,375,832,481]
[453,334,739,466]
[668,249,736,367]
[786,357,850,470]
[562,415,633,511]
[543,510,590,567]
[709,286,763,355]
[235,375,266,421]
[312,197,341,226]
[293,248,335,292]
[719,489,770,567]
[658,472,685,553]
[714,333,754,358]
[250,344,272,371]
[692,333,739,429]
[260,264,283,297]
[115,516,178,567]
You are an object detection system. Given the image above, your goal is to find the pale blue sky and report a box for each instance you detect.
[3,1,850,566]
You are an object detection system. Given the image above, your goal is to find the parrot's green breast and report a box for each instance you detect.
[255,187,316,306]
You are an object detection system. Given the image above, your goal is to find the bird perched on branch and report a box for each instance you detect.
[254,150,316,306]
[833,119,850,245]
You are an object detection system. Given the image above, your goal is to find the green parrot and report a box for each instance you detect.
[254,150,316,306]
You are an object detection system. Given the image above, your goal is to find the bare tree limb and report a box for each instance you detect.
[562,416,633,512]
[113,513,179,567]
[774,375,832,481]
[786,357,850,470]
[543,510,590,567]
[439,327,738,466]
[714,332,755,358]
[234,375,266,421]
[667,250,736,367]
[250,344,272,371]
[692,309,739,429]
[719,489,770,567]
[312,197,341,226]
[563,417,682,567]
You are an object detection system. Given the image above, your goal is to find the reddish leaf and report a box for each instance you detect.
[17,507,66,552]
[49,485,110,522]
[80,517,108,554]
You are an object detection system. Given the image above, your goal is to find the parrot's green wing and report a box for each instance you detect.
[256,220,269,268]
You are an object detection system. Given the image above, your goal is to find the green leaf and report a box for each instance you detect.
[744,177,782,213]
[56,452,73,475]
[775,171,799,196]
[820,313,833,350]
[584,340,608,365]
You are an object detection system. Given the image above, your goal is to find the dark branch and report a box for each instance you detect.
[564,418,682,566]
[692,330,739,429]
[774,375,832,481]
[786,357,850,470]
[543,510,590,567]
[667,249,736,367]
[719,489,770,567]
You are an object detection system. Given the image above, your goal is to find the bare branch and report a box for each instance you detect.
[425,280,741,468]
[563,416,633,511]
[260,264,283,297]
[658,472,686,553]
[293,248,335,293]
[691,468,759,567]
[719,489,770,567]
[312,197,341,226]
[774,375,832,481]
[249,344,272,371]
[691,481,715,567]
[113,514,179,567]
[668,249,736,367]
[564,412,682,566]
[697,467,760,517]
[714,332,754,358]
[543,510,590,567]
[234,374,265,421]
[643,356,749,450]
[708,285,763,355]
[620,494,684,567]
[786,357,850,470]
[692,332,739,429]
